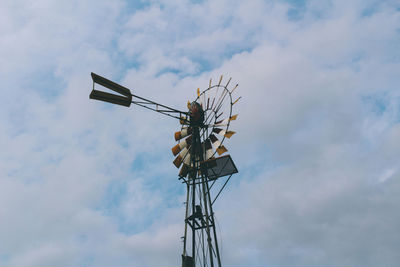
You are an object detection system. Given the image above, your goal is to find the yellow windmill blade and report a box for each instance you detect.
[216,145,228,155]
[213,128,236,139]
[218,75,223,86]
[233,96,241,105]
[231,84,238,93]
[230,114,238,121]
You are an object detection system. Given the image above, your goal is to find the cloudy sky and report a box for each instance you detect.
[1,0,400,266]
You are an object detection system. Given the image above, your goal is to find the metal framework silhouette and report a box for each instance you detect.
[89,72,240,267]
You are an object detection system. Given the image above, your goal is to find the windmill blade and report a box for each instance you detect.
[174,127,192,141]
[197,88,204,108]
[225,77,232,88]
[210,96,216,110]
[173,155,183,168]
[216,146,228,155]
[211,77,221,109]
[209,134,221,147]
[209,134,228,156]
[233,96,241,105]
[230,114,238,121]
[202,139,214,160]
[179,164,190,177]
[180,115,189,125]
[231,84,238,94]
[224,131,236,138]
[172,136,192,156]
[183,149,191,166]
[173,146,191,168]
[202,89,206,110]
[212,128,236,139]
[211,114,238,127]
[213,119,228,127]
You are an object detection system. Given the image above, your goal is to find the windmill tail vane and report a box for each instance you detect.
[89,72,240,267]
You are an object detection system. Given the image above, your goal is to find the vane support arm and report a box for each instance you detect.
[89,72,188,121]
[131,94,188,121]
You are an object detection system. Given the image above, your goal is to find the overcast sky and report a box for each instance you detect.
[1,0,400,266]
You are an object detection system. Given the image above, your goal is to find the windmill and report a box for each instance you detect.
[89,72,240,267]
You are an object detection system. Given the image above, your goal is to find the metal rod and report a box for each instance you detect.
[131,93,188,115]
[183,182,190,257]
[212,174,232,206]
[205,179,217,196]
[205,179,222,266]
[132,102,187,121]
[190,129,197,265]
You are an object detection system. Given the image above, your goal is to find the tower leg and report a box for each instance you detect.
[182,183,190,264]
[206,179,222,266]
[201,174,215,267]
[191,170,196,265]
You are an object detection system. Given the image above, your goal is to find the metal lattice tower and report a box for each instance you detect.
[89,73,240,267]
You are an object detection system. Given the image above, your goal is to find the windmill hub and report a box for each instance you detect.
[189,101,204,126]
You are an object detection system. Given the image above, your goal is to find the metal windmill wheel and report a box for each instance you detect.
[172,76,240,179]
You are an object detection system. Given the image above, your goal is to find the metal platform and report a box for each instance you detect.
[200,155,238,180]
